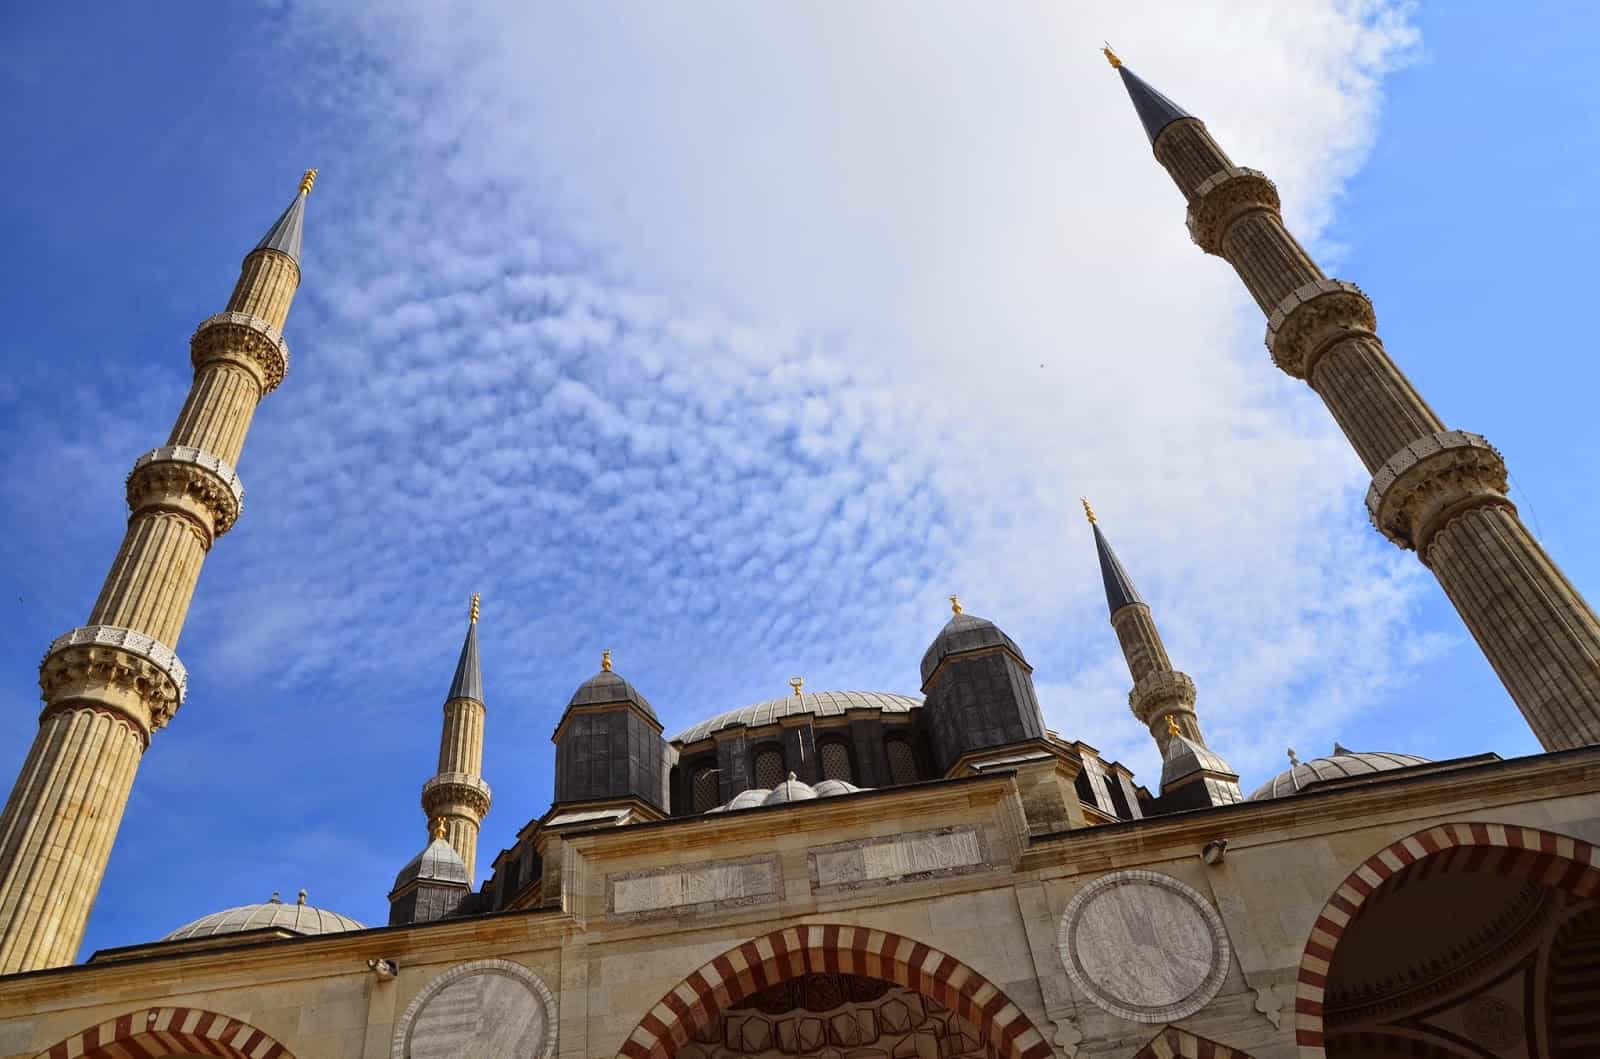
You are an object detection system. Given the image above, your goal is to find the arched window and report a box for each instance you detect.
[691,766,720,813]
[885,737,919,785]
[753,745,785,789]
[819,740,854,783]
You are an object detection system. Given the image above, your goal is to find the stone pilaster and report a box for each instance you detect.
[1148,110,1600,750]
[0,181,309,974]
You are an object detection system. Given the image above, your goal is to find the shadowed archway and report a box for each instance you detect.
[32,1005,296,1059]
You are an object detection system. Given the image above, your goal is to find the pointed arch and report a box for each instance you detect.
[615,923,1052,1059]
[1131,1025,1255,1058]
[31,1005,296,1059]
[1295,822,1600,1057]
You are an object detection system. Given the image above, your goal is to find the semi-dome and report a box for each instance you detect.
[919,611,1028,685]
[568,666,657,723]
[673,691,920,745]
[706,774,867,813]
[162,891,364,941]
[392,834,470,893]
[1249,745,1431,801]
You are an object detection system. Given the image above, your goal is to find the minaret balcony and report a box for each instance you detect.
[190,311,290,395]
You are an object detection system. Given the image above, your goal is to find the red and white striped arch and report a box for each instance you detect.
[32,1006,295,1059]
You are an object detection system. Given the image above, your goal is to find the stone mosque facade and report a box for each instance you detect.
[1,56,1598,1059]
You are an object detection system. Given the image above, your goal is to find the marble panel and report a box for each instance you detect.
[809,825,987,893]
[392,958,556,1059]
[607,854,781,920]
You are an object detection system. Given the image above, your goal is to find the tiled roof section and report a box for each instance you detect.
[1117,65,1194,145]
[1160,734,1238,790]
[919,613,1028,684]
[252,190,307,263]
[673,690,920,745]
[392,836,470,893]
[447,620,483,703]
[567,669,658,722]
[1248,749,1432,801]
[1092,524,1145,616]
[162,897,364,941]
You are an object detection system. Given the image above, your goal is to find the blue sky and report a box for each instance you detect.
[0,2,1595,957]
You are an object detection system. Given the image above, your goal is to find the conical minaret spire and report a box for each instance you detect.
[1082,500,1204,755]
[0,173,314,973]
[1109,55,1600,751]
[421,595,492,882]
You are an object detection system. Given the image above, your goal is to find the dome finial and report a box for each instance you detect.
[1167,714,1181,737]
[269,890,281,904]
[601,648,612,672]
[297,888,307,905]
[949,594,963,615]
[432,817,447,840]
[299,168,318,195]
[1081,496,1097,525]
[1287,747,1300,766]
[1101,43,1123,69]
[789,675,804,697]
[469,593,480,624]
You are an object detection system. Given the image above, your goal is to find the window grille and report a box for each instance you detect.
[886,738,919,785]
[820,741,854,783]
[754,747,785,789]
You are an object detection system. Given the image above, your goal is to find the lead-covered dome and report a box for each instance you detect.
[673,691,919,745]
[706,773,867,813]
[920,612,1027,685]
[568,667,657,722]
[392,834,470,893]
[163,891,364,941]
[1248,745,1430,801]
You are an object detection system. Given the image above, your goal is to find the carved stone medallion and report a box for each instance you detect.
[1057,869,1230,1023]
[392,958,556,1059]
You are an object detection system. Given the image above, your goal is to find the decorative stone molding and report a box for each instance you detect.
[39,625,187,732]
[127,444,245,538]
[30,1005,299,1059]
[1264,278,1377,381]
[1185,166,1279,255]
[190,311,290,394]
[1057,869,1231,1025]
[391,958,556,1059]
[421,772,492,818]
[1128,669,1196,725]
[1365,431,1511,555]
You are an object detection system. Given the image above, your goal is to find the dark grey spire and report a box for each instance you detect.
[251,169,316,264]
[1112,62,1192,145]
[1082,498,1145,616]
[447,604,483,703]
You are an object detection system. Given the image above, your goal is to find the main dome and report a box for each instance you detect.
[162,892,365,941]
[1248,748,1430,801]
[673,690,920,744]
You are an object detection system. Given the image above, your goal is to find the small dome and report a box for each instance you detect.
[812,778,864,798]
[764,773,819,805]
[1161,734,1237,789]
[1249,746,1431,801]
[673,691,919,745]
[919,612,1028,685]
[163,891,364,942]
[392,836,470,893]
[709,775,870,813]
[568,668,657,722]
[725,788,770,811]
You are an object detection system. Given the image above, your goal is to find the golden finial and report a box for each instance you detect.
[1167,715,1182,738]
[601,649,613,672]
[299,168,318,195]
[431,817,447,840]
[949,594,963,616]
[1102,43,1123,69]
[469,593,480,624]
[1081,497,1097,525]
[789,676,804,697]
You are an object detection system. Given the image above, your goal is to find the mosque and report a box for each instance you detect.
[1,55,1598,1059]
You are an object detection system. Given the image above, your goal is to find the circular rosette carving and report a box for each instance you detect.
[422,772,493,819]
[1185,166,1279,254]
[127,445,245,539]
[392,958,556,1059]
[1366,431,1510,554]
[1127,669,1196,723]
[1264,278,1377,380]
[190,311,290,394]
[1057,869,1231,1024]
[39,625,187,735]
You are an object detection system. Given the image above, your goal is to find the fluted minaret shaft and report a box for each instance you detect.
[1116,60,1600,751]
[0,174,312,974]
[421,601,491,881]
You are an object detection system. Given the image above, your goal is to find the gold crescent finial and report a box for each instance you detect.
[601,649,613,672]
[431,818,447,840]
[1102,43,1122,69]
[949,594,963,615]
[469,593,480,624]
[1167,715,1182,737]
[299,168,318,195]
[789,676,804,697]
[1080,497,1097,525]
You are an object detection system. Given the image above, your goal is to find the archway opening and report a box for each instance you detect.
[31,1006,296,1059]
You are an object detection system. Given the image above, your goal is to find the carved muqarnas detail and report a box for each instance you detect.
[1128,669,1196,724]
[39,625,188,734]
[1186,167,1279,254]
[190,311,290,394]
[422,772,493,819]
[1265,279,1377,381]
[1366,431,1510,555]
[127,445,245,540]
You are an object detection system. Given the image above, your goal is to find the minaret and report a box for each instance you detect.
[0,171,315,974]
[1106,49,1600,751]
[1082,499,1204,754]
[420,594,492,881]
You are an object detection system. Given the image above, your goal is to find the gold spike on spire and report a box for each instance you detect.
[1081,497,1097,525]
[299,168,318,196]
[789,676,804,697]
[469,593,480,624]
[431,817,447,840]
[949,594,963,615]
[1167,715,1182,737]
[601,649,613,672]
[1101,43,1122,69]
